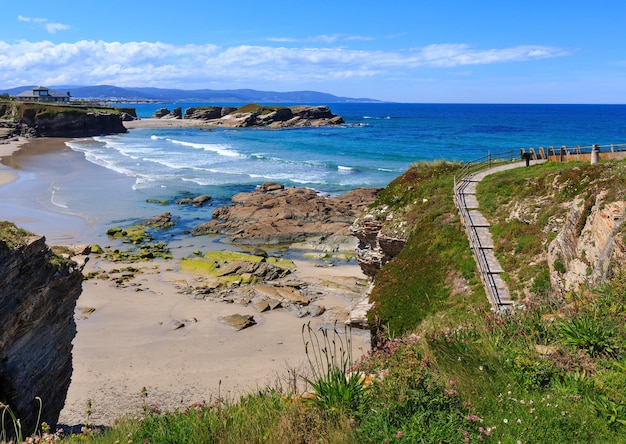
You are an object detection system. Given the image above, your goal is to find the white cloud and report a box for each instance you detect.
[0,39,569,89]
[17,15,70,34]
[45,23,71,34]
[267,34,373,44]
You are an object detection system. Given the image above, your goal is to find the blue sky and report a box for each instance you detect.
[1,1,625,103]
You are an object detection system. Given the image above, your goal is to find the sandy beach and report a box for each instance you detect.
[0,136,28,185]
[0,134,371,427]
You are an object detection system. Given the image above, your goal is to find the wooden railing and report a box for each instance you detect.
[520,143,626,162]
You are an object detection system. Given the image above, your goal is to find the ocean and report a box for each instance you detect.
[4,103,626,245]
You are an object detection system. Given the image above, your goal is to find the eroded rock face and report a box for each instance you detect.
[31,113,127,137]
[192,183,380,251]
[0,230,83,433]
[351,209,409,278]
[548,192,626,294]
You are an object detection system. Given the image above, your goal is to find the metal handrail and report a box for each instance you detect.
[454,184,505,308]
[453,150,520,310]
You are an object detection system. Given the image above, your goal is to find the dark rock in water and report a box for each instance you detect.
[138,212,174,229]
[177,194,211,206]
[219,314,256,331]
[192,195,211,206]
[0,227,83,433]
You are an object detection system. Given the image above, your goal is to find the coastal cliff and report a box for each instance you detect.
[0,102,128,138]
[0,223,83,434]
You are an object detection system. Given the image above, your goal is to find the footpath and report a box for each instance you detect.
[454,160,547,311]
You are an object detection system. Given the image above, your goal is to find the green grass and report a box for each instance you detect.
[0,221,35,250]
[477,159,626,299]
[233,104,287,115]
[366,160,486,337]
[4,160,626,443]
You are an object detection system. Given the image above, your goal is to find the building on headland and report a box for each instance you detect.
[15,86,70,102]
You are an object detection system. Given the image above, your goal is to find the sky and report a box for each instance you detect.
[1,1,625,103]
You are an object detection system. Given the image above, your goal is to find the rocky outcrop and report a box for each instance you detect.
[547,192,626,294]
[1,103,128,138]
[191,182,379,252]
[351,208,410,278]
[0,225,83,434]
[183,106,223,120]
[155,104,344,128]
[30,111,127,137]
[0,120,35,140]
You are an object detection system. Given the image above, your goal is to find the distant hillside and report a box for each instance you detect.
[0,85,381,104]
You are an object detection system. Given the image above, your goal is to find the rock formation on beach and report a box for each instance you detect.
[0,224,83,434]
[351,211,409,278]
[191,182,380,252]
[153,104,345,128]
[0,101,128,138]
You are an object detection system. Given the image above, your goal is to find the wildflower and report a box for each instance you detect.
[517,418,522,424]
[503,418,509,424]
[449,379,457,386]
[395,431,404,439]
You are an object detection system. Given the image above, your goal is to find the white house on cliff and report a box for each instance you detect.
[16,86,70,102]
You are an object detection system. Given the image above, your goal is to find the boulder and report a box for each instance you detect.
[171,106,183,119]
[218,314,256,331]
[137,212,174,229]
[153,108,171,118]
[192,195,212,206]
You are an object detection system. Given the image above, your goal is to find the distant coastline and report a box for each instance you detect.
[0,84,383,104]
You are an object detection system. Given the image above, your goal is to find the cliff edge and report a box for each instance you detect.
[0,223,83,434]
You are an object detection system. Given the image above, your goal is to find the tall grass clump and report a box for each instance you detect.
[301,322,368,416]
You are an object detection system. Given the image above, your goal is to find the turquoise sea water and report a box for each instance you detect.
[3,103,626,244]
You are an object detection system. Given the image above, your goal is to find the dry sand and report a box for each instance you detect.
[0,136,371,427]
[60,257,370,426]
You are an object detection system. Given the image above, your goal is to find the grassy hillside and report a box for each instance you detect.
[3,161,625,443]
